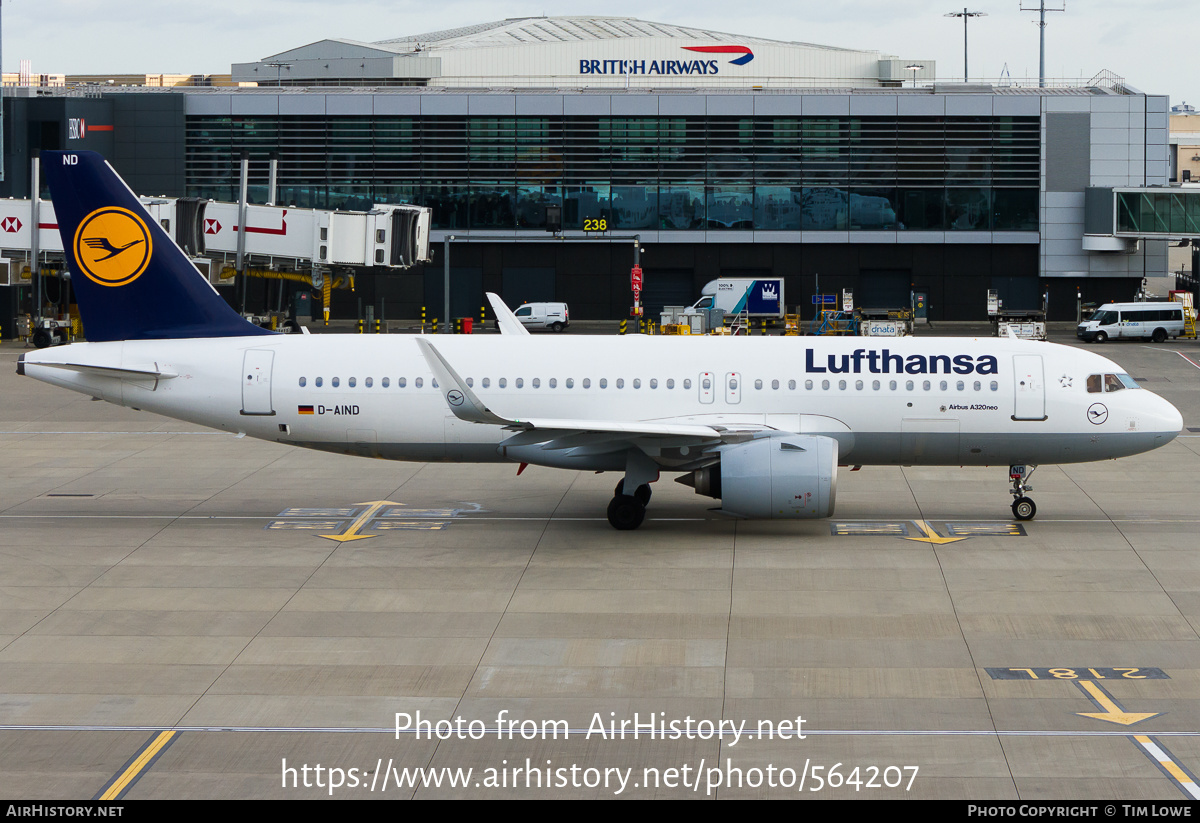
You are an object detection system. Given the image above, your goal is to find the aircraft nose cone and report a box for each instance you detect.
[1155,395,1183,443]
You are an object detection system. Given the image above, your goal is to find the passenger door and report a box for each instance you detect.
[1012,354,1046,421]
[241,349,275,416]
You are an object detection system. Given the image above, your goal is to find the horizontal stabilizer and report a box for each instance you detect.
[35,361,177,380]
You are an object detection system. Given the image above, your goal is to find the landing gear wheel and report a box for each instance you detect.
[613,480,652,505]
[1012,496,1036,521]
[607,495,646,530]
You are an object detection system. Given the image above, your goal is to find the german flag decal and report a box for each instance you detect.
[298,405,314,415]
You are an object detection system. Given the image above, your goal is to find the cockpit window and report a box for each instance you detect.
[1090,373,1140,393]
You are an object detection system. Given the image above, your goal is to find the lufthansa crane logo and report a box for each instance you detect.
[73,207,152,287]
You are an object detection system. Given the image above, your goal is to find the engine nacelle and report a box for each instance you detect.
[680,435,838,519]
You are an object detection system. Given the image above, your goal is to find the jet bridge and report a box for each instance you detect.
[0,195,431,287]
[1084,186,1200,250]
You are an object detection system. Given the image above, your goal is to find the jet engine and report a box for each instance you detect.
[676,435,838,519]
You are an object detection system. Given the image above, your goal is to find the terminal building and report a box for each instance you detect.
[0,16,1176,325]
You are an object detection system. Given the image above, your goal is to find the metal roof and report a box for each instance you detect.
[371,15,858,54]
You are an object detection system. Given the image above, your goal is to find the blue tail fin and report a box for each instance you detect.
[43,150,273,342]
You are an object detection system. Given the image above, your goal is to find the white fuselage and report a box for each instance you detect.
[22,333,1182,472]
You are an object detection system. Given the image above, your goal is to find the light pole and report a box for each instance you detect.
[906,64,924,88]
[1021,1,1065,88]
[944,8,986,82]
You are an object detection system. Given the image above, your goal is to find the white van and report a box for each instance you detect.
[1077,301,1186,343]
[514,302,570,332]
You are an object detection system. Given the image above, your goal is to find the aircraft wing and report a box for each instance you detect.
[486,292,530,336]
[415,338,768,454]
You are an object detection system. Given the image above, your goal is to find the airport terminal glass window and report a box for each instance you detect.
[849,187,899,230]
[470,182,517,229]
[610,185,659,229]
[801,187,850,230]
[299,377,306,387]
[659,185,706,230]
[186,114,1039,233]
[517,184,562,230]
[993,188,1038,230]
[707,187,753,230]
[896,187,944,230]
[946,188,992,231]
[755,186,804,230]
[422,183,470,229]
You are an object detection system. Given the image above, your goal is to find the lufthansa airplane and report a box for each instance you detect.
[19,151,1184,530]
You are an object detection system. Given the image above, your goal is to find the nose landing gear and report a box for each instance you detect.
[1009,464,1037,521]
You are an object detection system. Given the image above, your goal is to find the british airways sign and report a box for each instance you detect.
[579,45,754,76]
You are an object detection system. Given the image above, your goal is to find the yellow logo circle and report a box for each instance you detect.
[73,207,152,288]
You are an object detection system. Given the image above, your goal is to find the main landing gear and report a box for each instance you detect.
[608,480,653,530]
[1009,464,1037,521]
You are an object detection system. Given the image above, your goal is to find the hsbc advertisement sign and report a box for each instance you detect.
[579,45,754,76]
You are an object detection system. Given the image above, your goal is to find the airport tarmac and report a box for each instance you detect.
[1,329,1198,800]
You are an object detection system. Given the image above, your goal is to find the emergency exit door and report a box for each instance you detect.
[1012,354,1046,421]
[241,349,276,416]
